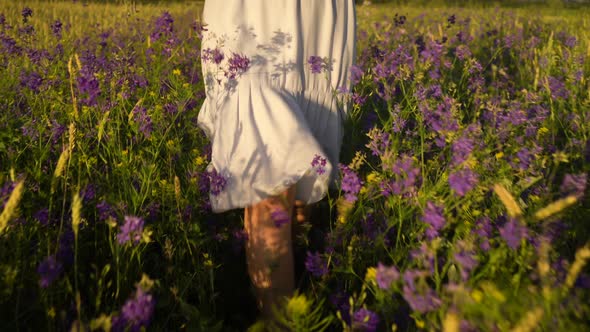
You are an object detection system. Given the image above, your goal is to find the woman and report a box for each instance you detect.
[198,0,356,321]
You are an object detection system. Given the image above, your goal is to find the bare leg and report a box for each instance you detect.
[244,185,296,319]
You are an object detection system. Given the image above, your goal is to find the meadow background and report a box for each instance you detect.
[0,0,589,331]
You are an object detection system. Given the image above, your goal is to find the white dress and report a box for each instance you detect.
[198,0,356,213]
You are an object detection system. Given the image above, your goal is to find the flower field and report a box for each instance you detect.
[1,1,589,331]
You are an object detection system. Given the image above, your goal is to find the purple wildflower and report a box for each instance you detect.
[120,288,156,332]
[51,20,63,39]
[117,216,144,245]
[37,255,63,288]
[402,285,442,314]
[97,200,116,222]
[111,315,127,332]
[454,44,472,61]
[22,7,33,23]
[34,208,50,226]
[308,55,325,74]
[163,103,178,117]
[151,11,174,41]
[380,154,421,197]
[451,136,474,166]
[375,262,400,289]
[351,93,367,106]
[206,168,227,196]
[132,106,153,139]
[271,208,290,228]
[330,291,351,324]
[349,65,364,85]
[475,216,492,251]
[202,48,224,64]
[366,127,390,157]
[410,243,437,274]
[311,154,328,175]
[453,243,478,281]
[448,167,479,197]
[447,14,456,25]
[560,173,587,199]
[226,53,250,79]
[77,70,100,106]
[20,70,43,93]
[339,164,363,203]
[305,251,328,277]
[422,201,445,240]
[499,217,528,250]
[546,76,569,100]
[351,308,380,332]
[78,184,95,203]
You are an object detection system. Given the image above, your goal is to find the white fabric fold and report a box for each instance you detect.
[198,0,356,212]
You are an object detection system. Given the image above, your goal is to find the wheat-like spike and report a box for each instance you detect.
[510,307,544,332]
[72,191,82,238]
[174,175,181,203]
[54,146,71,179]
[128,98,144,123]
[0,181,25,234]
[534,195,578,221]
[97,111,110,143]
[564,243,590,291]
[68,123,77,154]
[74,53,82,71]
[442,311,459,332]
[493,184,523,218]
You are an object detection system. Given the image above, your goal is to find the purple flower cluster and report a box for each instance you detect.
[51,20,63,39]
[305,251,328,277]
[375,262,400,289]
[34,207,50,226]
[448,167,479,197]
[271,208,290,228]
[499,217,529,250]
[116,216,145,245]
[225,53,250,80]
[37,255,63,288]
[311,154,327,175]
[351,308,380,332]
[113,288,155,332]
[379,154,421,197]
[474,216,492,251]
[132,106,153,139]
[451,136,475,166]
[21,7,33,23]
[560,173,587,199]
[206,168,227,196]
[97,200,117,222]
[151,11,174,41]
[453,241,478,281]
[421,201,445,240]
[349,64,364,85]
[19,69,43,93]
[402,270,441,313]
[202,48,224,65]
[77,68,100,106]
[366,127,390,157]
[308,55,332,74]
[339,164,363,203]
